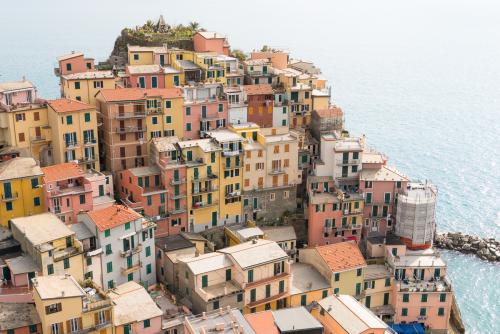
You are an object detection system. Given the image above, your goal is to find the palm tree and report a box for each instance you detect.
[188,21,200,32]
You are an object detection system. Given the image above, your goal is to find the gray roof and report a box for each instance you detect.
[290,263,330,294]
[261,226,297,242]
[0,303,40,330]
[69,222,94,240]
[5,255,40,274]
[178,60,201,71]
[186,308,255,334]
[155,234,194,252]
[272,307,323,332]
[219,239,287,269]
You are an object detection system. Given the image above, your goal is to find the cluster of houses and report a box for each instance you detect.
[0,19,461,334]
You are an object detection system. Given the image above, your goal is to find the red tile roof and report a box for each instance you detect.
[314,106,343,118]
[243,84,274,96]
[98,88,182,102]
[315,241,366,273]
[244,312,279,334]
[48,98,94,113]
[87,204,142,231]
[42,162,84,183]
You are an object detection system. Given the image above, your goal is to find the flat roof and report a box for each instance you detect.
[152,136,179,152]
[360,165,408,182]
[129,165,160,177]
[0,80,35,93]
[219,239,287,269]
[364,264,391,281]
[128,45,168,53]
[33,275,85,300]
[127,64,162,74]
[206,129,243,143]
[178,138,220,152]
[319,295,388,333]
[392,252,447,268]
[10,213,73,246]
[0,157,43,181]
[57,52,84,61]
[272,307,323,332]
[155,234,194,252]
[0,303,40,330]
[290,263,330,294]
[62,70,114,80]
[187,308,255,334]
[178,60,201,70]
[261,226,296,242]
[5,255,40,275]
[235,227,264,240]
[109,281,163,325]
[69,222,94,241]
[182,252,233,275]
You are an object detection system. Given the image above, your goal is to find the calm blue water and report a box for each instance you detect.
[1,1,499,332]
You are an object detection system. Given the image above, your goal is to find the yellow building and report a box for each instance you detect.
[312,294,390,334]
[61,71,115,106]
[178,138,221,232]
[47,99,100,171]
[299,241,367,298]
[361,264,394,322]
[143,88,184,141]
[33,275,113,334]
[0,157,44,226]
[10,213,85,281]
[128,45,168,66]
[274,68,313,127]
[194,53,228,85]
[289,263,331,308]
[206,130,244,227]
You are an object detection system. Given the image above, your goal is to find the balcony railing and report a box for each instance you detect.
[337,159,360,166]
[121,261,142,275]
[116,112,146,119]
[168,207,187,215]
[268,168,286,175]
[225,191,241,199]
[170,177,187,185]
[171,192,187,199]
[120,244,143,257]
[192,186,218,195]
[83,138,97,146]
[115,126,146,133]
[1,192,19,202]
[192,201,218,209]
[65,141,79,149]
[222,149,242,157]
[31,135,48,143]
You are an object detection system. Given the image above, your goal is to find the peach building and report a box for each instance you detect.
[243,84,275,128]
[0,302,41,334]
[125,65,166,89]
[193,31,230,55]
[42,162,114,224]
[360,152,409,240]
[250,51,289,70]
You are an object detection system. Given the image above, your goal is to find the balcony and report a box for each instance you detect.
[49,183,92,197]
[82,156,97,163]
[121,261,142,275]
[1,192,19,202]
[142,185,167,196]
[82,299,113,313]
[396,277,452,293]
[115,126,146,133]
[120,244,143,257]
[65,141,80,149]
[170,177,187,185]
[222,149,242,157]
[196,173,218,181]
[146,107,163,115]
[53,243,84,262]
[186,158,205,167]
[225,191,241,199]
[122,196,143,210]
[343,208,364,216]
[171,192,187,199]
[192,186,218,195]
[30,135,49,143]
[71,320,112,334]
[116,112,146,119]
[192,201,218,209]
[268,168,286,175]
[336,159,360,166]
[83,138,97,146]
[168,207,187,215]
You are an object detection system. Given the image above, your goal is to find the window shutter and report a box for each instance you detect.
[66,320,70,334]
[94,312,99,324]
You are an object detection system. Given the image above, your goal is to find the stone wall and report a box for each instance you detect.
[434,232,499,262]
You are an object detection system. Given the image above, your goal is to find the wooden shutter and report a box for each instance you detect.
[94,312,99,325]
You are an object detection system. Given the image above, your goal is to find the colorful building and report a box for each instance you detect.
[125,64,166,89]
[289,263,331,308]
[299,242,366,298]
[244,84,274,127]
[193,31,230,55]
[0,157,44,226]
[245,307,324,334]
[0,302,41,334]
[60,71,115,106]
[361,264,394,323]
[47,99,100,171]
[32,275,113,334]
[127,45,169,66]
[10,213,85,281]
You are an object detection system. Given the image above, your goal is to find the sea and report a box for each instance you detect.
[1,0,498,332]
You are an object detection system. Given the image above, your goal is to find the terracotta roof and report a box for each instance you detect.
[86,204,142,231]
[245,312,279,334]
[42,162,84,183]
[243,84,273,95]
[47,99,94,113]
[98,88,182,102]
[314,106,343,118]
[315,241,366,273]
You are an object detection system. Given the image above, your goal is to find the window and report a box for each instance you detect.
[104,229,110,237]
[133,54,139,60]
[166,115,172,123]
[266,284,271,298]
[237,293,243,302]
[79,194,86,204]
[357,268,362,276]
[420,308,427,316]
[19,132,25,142]
[334,273,340,281]
[201,275,208,288]
[147,196,152,206]
[385,277,391,287]
[282,119,287,126]
[226,269,231,281]
[248,269,254,283]
[421,294,428,302]
[322,290,328,298]
[384,192,391,204]
[365,192,373,204]
[86,257,92,266]
[45,303,61,314]
[301,294,307,306]
[185,107,191,115]
[29,325,37,333]
[152,116,158,124]
[66,63,72,71]
[143,319,151,328]
[146,246,151,257]
[66,115,73,125]
[34,197,41,206]
[63,258,70,269]
[146,263,152,274]
[438,307,445,316]
[69,318,80,332]
[74,82,80,89]
[440,293,446,302]
[396,181,402,188]
[218,103,223,112]
[279,280,284,293]
[213,300,220,310]
[186,123,191,131]
[108,280,114,289]
[403,293,409,302]
[107,262,113,273]
[125,222,130,230]
[84,112,91,123]
[6,202,13,211]
[31,178,39,189]
[46,263,54,275]
[402,308,408,316]
[334,288,339,294]
[250,289,256,302]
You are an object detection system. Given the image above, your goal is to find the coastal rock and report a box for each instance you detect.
[434,233,499,262]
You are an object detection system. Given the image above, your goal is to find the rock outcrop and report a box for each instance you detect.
[434,232,500,262]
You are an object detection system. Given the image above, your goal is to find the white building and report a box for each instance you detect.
[79,204,157,290]
[225,86,247,125]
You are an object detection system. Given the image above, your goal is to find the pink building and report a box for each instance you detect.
[119,137,188,236]
[125,65,166,89]
[387,247,453,332]
[250,51,289,70]
[0,254,39,303]
[0,79,38,110]
[56,52,95,76]
[360,152,409,240]
[182,85,228,139]
[42,162,114,224]
[193,31,230,55]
